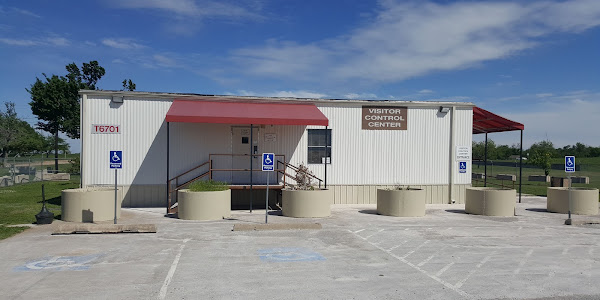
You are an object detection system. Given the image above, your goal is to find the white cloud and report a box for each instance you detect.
[11,7,41,18]
[231,0,600,83]
[0,38,38,46]
[536,93,554,98]
[107,0,264,35]
[102,38,145,50]
[476,91,600,147]
[153,54,178,68]
[109,0,263,19]
[418,89,434,94]
[0,36,70,46]
[46,37,70,46]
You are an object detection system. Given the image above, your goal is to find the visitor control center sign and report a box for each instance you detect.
[362,106,407,130]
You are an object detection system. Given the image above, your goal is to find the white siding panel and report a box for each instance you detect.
[297,104,455,185]
[84,96,172,186]
[82,94,473,191]
[454,108,473,184]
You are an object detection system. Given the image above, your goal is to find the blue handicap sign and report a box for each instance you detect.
[565,156,575,173]
[459,161,467,173]
[262,153,274,171]
[110,151,122,169]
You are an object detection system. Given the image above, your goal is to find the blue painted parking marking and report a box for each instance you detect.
[258,247,325,262]
[14,254,101,272]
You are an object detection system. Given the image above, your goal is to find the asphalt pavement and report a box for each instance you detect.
[1,196,600,300]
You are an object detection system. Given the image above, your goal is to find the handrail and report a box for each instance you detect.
[169,161,209,182]
[276,160,322,189]
[168,154,293,213]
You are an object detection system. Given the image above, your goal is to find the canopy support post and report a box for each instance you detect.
[324,125,328,189]
[484,132,488,187]
[519,130,523,203]
[250,124,253,213]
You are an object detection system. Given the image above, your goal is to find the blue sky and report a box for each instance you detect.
[1,0,599,152]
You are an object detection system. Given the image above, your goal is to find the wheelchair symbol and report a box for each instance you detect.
[264,155,272,165]
[111,152,121,162]
[566,157,573,167]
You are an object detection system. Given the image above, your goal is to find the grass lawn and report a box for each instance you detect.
[0,176,79,240]
[472,157,600,198]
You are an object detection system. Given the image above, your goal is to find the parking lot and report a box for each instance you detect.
[1,196,600,300]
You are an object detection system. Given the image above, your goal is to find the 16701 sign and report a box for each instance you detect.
[92,124,120,134]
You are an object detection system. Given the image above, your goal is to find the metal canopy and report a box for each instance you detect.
[472,106,525,203]
[473,106,524,134]
[165,99,329,126]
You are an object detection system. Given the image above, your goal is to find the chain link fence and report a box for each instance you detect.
[0,154,78,187]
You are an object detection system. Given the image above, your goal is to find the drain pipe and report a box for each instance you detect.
[449,106,456,204]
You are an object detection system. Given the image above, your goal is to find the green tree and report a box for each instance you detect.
[0,102,47,165]
[122,79,136,91]
[472,140,496,160]
[528,140,555,176]
[28,61,105,173]
[528,140,555,158]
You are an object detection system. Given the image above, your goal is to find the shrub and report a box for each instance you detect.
[292,163,315,190]
[188,180,229,192]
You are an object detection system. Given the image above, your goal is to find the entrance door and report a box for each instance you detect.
[231,126,260,184]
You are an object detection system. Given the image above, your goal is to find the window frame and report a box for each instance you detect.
[307,129,332,164]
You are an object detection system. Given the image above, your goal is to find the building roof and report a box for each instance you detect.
[473,106,524,134]
[78,90,475,108]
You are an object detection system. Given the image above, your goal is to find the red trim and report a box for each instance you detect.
[473,106,524,134]
[165,100,329,126]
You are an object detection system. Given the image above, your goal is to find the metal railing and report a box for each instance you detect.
[277,160,322,189]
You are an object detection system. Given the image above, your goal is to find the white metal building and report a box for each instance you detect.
[79,90,474,208]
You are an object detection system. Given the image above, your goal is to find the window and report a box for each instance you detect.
[308,129,331,164]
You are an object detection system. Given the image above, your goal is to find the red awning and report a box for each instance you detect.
[165,100,329,126]
[473,106,524,134]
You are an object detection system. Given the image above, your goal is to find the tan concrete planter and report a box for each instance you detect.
[547,187,599,215]
[62,187,123,222]
[376,189,426,217]
[282,189,332,218]
[178,189,231,220]
[465,187,516,216]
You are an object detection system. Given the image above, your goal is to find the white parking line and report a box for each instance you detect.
[436,262,455,277]
[350,231,471,298]
[454,251,495,289]
[401,240,430,259]
[364,229,385,239]
[159,239,190,299]
[514,249,534,275]
[417,246,447,267]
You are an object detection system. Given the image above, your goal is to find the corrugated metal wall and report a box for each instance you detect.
[83,96,171,186]
[82,94,473,206]
[287,103,472,185]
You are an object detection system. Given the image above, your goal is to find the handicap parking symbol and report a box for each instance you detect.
[110,151,122,169]
[262,153,274,171]
[459,161,467,173]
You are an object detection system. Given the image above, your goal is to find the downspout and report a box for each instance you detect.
[166,122,170,214]
[449,106,456,204]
